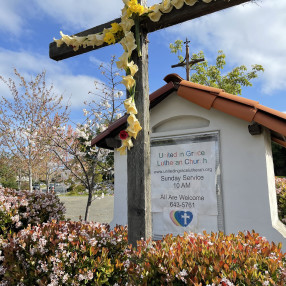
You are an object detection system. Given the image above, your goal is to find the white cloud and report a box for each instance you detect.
[0,48,100,108]
[51,74,99,107]
[0,1,24,35]
[165,0,286,94]
[33,0,123,32]
[0,0,161,36]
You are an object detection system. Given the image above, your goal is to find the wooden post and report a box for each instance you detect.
[127,0,152,246]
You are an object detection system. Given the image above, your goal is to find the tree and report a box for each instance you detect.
[170,40,264,95]
[0,152,18,189]
[0,69,69,191]
[46,56,124,220]
[37,149,63,191]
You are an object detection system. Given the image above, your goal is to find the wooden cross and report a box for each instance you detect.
[49,0,251,246]
[171,38,204,81]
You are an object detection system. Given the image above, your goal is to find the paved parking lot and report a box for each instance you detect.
[59,195,114,223]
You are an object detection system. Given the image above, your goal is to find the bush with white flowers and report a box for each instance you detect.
[0,188,65,238]
[0,221,129,285]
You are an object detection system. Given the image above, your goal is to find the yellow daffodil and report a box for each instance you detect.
[122,75,135,91]
[127,61,138,77]
[125,0,147,16]
[149,5,162,22]
[104,31,116,45]
[120,31,137,56]
[202,0,213,3]
[172,0,185,9]
[122,137,134,150]
[117,145,127,155]
[110,23,122,34]
[185,0,198,6]
[129,4,145,16]
[116,52,129,70]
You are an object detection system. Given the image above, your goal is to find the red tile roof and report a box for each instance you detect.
[92,74,286,149]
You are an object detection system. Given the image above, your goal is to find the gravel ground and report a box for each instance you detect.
[59,195,114,223]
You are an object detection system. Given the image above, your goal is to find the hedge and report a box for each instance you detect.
[0,222,285,285]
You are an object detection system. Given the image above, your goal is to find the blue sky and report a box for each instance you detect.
[0,0,285,125]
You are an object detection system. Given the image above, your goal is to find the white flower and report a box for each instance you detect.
[87,271,93,280]
[116,52,129,70]
[160,0,173,13]
[121,75,135,91]
[116,91,123,98]
[149,5,162,22]
[84,141,91,147]
[179,269,188,276]
[87,33,104,47]
[127,60,138,76]
[102,100,111,108]
[171,0,185,9]
[62,274,69,283]
[120,17,134,33]
[185,0,198,6]
[11,214,20,223]
[83,109,89,116]
[78,274,85,281]
[120,31,137,56]
[116,113,122,119]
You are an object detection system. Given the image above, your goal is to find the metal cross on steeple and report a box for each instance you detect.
[171,38,204,81]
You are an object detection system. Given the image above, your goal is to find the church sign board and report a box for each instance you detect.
[151,132,224,239]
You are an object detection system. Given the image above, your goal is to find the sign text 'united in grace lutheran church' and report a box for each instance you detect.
[151,132,224,239]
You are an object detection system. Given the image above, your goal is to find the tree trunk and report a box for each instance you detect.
[46,173,50,193]
[28,166,33,191]
[17,170,22,190]
[84,188,93,221]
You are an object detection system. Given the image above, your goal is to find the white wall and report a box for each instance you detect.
[110,92,286,250]
[111,150,128,227]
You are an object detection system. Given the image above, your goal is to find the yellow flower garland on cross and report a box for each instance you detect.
[54,0,215,155]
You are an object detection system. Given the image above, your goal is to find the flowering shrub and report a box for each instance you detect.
[1,224,285,285]
[276,177,286,223]
[0,221,130,285]
[0,188,65,238]
[131,231,286,285]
